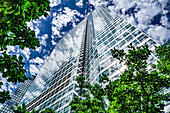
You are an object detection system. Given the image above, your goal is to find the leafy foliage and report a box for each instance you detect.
[0,0,50,104]
[0,82,11,103]
[70,76,107,113]
[0,0,50,50]
[70,41,170,113]
[11,103,56,113]
[0,52,27,83]
[155,41,170,76]
[40,108,56,113]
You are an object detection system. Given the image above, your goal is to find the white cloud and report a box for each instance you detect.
[30,57,44,64]
[29,64,40,75]
[50,0,61,7]
[51,40,57,45]
[52,7,81,27]
[76,0,83,7]
[164,105,170,112]
[6,46,15,53]
[136,1,162,24]
[147,25,170,44]
[113,0,136,14]
[6,44,31,60]
[52,26,61,36]
[21,48,31,60]
[89,0,108,7]
[0,104,3,109]
[126,15,137,26]
[161,16,170,28]
[39,34,48,46]
[51,7,84,40]
[26,21,34,30]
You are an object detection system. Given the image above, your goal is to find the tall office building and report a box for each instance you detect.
[17,6,169,113]
[0,75,36,113]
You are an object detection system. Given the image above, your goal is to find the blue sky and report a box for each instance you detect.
[0,0,170,108]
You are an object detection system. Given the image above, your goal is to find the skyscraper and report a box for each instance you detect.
[0,75,36,113]
[16,6,168,113]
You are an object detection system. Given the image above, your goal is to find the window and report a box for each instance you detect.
[146,39,157,48]
[103,40,108,45]
[125,24,131,29]
[116,36,123,42]
[102,36,107,42]
[116,25,122,31]
[68,84,74,92]
[108,36,114,42]
[132,39,139,47]
[132,30,141,37]
[61,98,66,106]
[102,69,110,77]
[107,33,112,38]
[119,28,125,33]
[109,65,118,75]
[123,32,129,37]
[110,26,115,30]
[129,26,136,32]
[97,40,102,46]
[64,106,70,113]
[137,34,148,42]
[121,21,128,27]
[112,29,116,34]
[125,35,133,42]
[65,94,71,103]
[101,60,108,70]
[119,40,126,48]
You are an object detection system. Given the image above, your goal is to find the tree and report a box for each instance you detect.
[40,108,56,113]
[70,41,170,113]
[69,76,107,113]
[0,0,50,104]
[11,102,56,113]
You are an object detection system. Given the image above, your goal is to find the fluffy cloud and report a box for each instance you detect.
[147,25,170,44]
[21,48,31,60]
[29,57,45,75]
[50,0,61,7]
[39,34,48,46]
[29,64,40,75]
[76,0,83,7]
[161,15,170,28]
[52,7,83,31]
[89,0,108,7]
[30,57,44,64]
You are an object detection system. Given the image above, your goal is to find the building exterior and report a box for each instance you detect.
[5,6,168,113]
[0,75,36,113]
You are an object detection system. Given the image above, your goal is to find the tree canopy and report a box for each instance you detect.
[0,0,50,104]
[11,102,56,113]
[70,41,170,113]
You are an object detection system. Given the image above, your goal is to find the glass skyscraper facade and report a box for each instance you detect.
[3,6,168,113]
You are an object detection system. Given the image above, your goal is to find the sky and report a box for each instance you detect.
[0,0,170,108]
